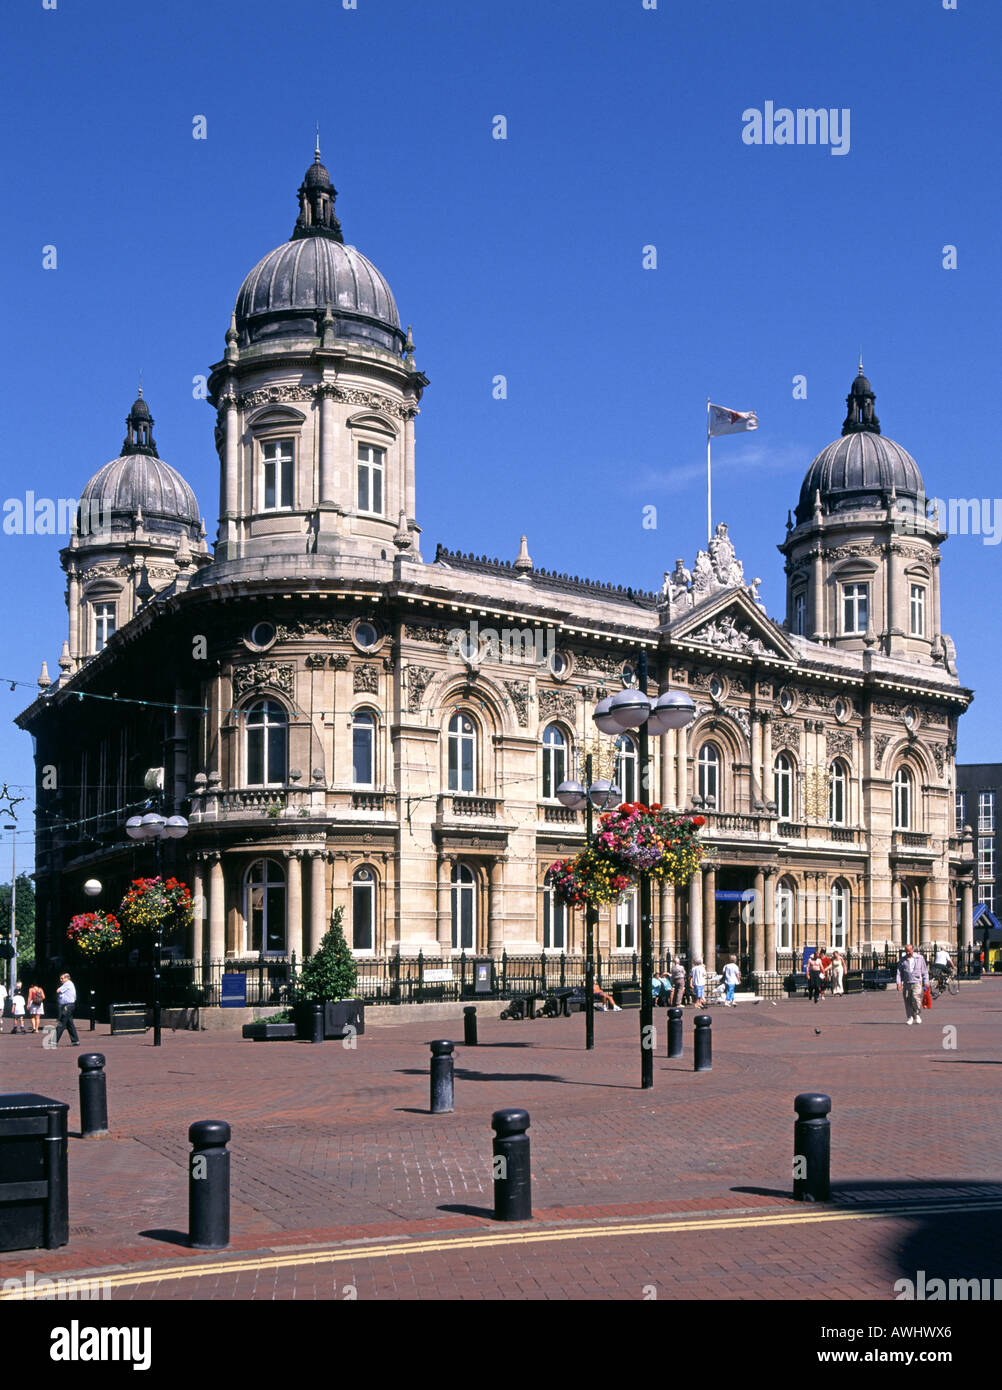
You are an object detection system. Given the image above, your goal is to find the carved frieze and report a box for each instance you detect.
[723,705,751,743]
[822,543,883,562]
[353,664,379,694]
[239,385,316,408]
[404,622,454,646]
[771,719,802,751]
[538,688,576,722]
[826,729,854,761]
[504,680,529,727]
[276,616,353,642]
[873,733,892,767]
[232,663,295,697]
[407,665,434,713]
[685,614,766,656]
[928,743,947,777]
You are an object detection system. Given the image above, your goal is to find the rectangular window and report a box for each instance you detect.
[979,791,995,833]
[93,602,116,653]
[909,584,926,637]
[841,582,869,635]
[357,443,385,515]
[792,592,806,637]
[956,792,967,832]
[352,882,374,953]
[262,439,294,510]
[615,893,637,951]
[352,723,374,786]
[979,837,995,882]
[983,883,995,913]
[543,893,566,951]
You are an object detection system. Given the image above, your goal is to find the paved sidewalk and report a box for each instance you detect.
[1,982,1000,1299]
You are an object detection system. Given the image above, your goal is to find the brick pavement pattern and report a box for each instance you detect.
[1,984,1000,1299]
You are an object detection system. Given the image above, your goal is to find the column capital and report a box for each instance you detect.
[763,864,779,879]
[283,848,305,861]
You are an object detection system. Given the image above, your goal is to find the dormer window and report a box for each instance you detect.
[93,602,116,653]
[910,584,926,637]
[262,439,294,510]
[792,591,806,636]
[357,443,385,515]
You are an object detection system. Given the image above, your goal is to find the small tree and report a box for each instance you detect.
[298,907,358,1002]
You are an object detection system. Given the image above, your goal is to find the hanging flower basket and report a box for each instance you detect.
[67,910,124,956]
[550,805,706,909]
[118,876,194,938]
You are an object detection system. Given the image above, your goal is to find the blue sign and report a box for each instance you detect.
[221,972,247,1008]
[715,890,756,902]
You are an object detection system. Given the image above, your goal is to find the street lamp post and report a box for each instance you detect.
[593,659,696,1090]
[125,808,189,1047]
[556,759,622,1050]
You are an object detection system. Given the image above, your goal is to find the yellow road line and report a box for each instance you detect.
[5,1198,1001,1297]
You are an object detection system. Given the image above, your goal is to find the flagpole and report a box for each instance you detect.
[706,398,712,544]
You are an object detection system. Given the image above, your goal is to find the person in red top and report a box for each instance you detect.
[818,946,831,1000]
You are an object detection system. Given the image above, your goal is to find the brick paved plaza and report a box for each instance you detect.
[1,984,1000,1305]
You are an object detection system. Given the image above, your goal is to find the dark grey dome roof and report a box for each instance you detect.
[234,236,404,354]
[304,159,332,188]
[129,394,151,420]
[796,431,925,524]
[79,454,201,531]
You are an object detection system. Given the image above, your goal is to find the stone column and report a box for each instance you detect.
[960,879,974,949]
[753,868,766,973]
[919,876,933,947]
[811,546,824,640]
[761,715,773,804]
[437,854,453,954]
[191,859,205,967]
[890,873,901,946]
[675,724,688,809]
[208,854,225,961]
[309,851,327,955]
[932,555,943,643]
[224,394,239,546]
[885,540,897,653]
[659,882,675,961]
[764,868,777,973]
[319,385,336,503]
[751,714,763,805]
[660,730,676,810]
[488,858,505,957]
[702,865,716,973]
[285,851,303,961]
[688,869,703,966]
[67,569,80,665]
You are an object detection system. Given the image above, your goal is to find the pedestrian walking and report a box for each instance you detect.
[818,947,831,1000]
[0,978,7,1034]
[722,956,741,1006]
[54,972,80,1046]
[829,951,845,997]
[10,987,26,1033]
[26,984,45,1032]
[690,958,707,1008]
[669,957,686,1008]
[896,943,929,1025]
[806,951,824,1004]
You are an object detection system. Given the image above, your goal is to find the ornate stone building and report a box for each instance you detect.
[18,151,976,989]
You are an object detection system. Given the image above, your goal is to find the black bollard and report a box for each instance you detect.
[463,1005,478,1046]
[492,1108,532,1221]
[307,1003,324,1044]
[77,1053,108,1137]
[667,1007,683,1059]
[188,1120,231,1249]
[693,1013,712,1072]
[793,1092,831,1202]
[430,1039,455,1114]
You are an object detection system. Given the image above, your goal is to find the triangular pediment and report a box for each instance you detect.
[668,587,796,663]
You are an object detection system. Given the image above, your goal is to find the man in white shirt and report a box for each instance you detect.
[0,979,6,1034]
[896,944,929,1025]
[55,973,80,1045]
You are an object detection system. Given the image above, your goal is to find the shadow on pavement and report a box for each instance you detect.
[138,1228,193,1248]
[437,1203,495,1221]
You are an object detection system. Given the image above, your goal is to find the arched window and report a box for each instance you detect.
[697,743,720,808]
[616,888,638,951]
[828,760,847,825]
[894,767,913,830]
[542,724,567,800]
[830,880,850,951]
[244,859,286,955]
[451,863,476,951]
[776,877,796,952]
[352,866,376,953]
[448,712,476,793]
[352,710,376,786]
[615,734,638,804]
[245,700,288,786]
[774,753,794,821]
[542,869,567,951]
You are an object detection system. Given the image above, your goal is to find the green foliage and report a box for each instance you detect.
[256,1009,292,1024]
[298,907,358,1002]
[0,874,36,974]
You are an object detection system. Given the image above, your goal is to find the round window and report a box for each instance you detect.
[249,621,275,649]
[779,687,795,713]
[354,622,379,649]
[356,865,373,882]
[549,650,570,678]
[835,697,851,723]
[709,675,724,701]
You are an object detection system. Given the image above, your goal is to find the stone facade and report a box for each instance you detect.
[17,158,976,980]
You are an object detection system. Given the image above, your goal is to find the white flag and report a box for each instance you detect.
[708,404,759,437]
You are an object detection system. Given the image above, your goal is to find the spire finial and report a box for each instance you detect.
[315,123,321,160]
[858,347,863,375]
[138,369,143,397]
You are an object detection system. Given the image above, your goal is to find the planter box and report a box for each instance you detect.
[293,999,365,1041]
[241,1022,297,1041]
[109,1003,148,1035]
[612,984,642,1009]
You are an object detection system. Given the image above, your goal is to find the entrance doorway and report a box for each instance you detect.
[713,868,755,977]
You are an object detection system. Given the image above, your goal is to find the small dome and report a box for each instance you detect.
[129,393,151,420]
[234,235,403,353]
[79,453,201,532]
[796,431,925,524]
[304,158,332,188]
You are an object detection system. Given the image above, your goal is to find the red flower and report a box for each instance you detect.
[691,815,706,828]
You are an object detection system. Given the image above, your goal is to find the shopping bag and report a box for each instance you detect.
[922,985,932,1010]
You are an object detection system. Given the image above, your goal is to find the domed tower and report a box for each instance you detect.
[204,145,428,574]
[60,391,210,674]
[779,365,949,664]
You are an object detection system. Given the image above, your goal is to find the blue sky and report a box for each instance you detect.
[1,0,1000,857]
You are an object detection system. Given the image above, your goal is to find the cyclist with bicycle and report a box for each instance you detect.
[933,945,955,986]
